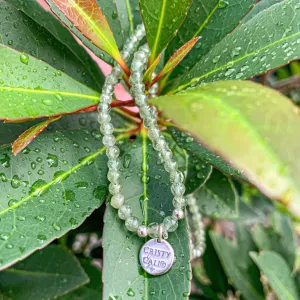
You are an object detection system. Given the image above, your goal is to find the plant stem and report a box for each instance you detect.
[111,100,135,107]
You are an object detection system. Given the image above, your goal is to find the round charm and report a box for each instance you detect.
[139,239,175,275]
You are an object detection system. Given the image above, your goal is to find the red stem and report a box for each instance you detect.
[111,99,135,107]
[149,73,161,87]
[119,107,140,118]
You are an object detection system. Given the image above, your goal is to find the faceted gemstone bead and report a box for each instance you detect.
[111,193,125,208]
[163,216,178,232]
[118,205,132,220]
[125,217,140,232]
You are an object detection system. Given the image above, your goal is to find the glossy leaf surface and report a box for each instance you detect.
[114,0,141,40]
[0,45,99,120]
[103,134,191,299]
[152,81,300,217]
[154,37,199,84]
[167,0,300,94]
[48,0,123,66]
[0,245,89,299]
[250,251,298,300]
[58,259,102,300]
[0,128,113,270]
[168,126,244,179]
[139,0,192,64]
[201,232,229,296]
[194,170,239,219]
[184,154,212,195]
[164,0,255,81]
[5,0,104,90]
[243,0,284,23]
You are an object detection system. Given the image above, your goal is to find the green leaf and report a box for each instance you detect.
[164,0,255,81]
[202,231,229,296]
[5,0,104,90]
[194,170,239,219]
[114,0,141,40]
[238,193,274,224]
[0,120,42,146]
[154,37,200,85]
[168,126,244,179]
[166,0,300,94]
[250,251,298,300]
[0,44,99,120]
[103,133,191,299]
[185,155,212,195]
[139,0,193,64]
[58,259,102,300]
[12,117,61,156]
[0,127,127,270]
[210,227,264,300]
[243,0,284,23]
[144,54,162,85]
[47,0,127,70]
[295,272,300,295]
[152,80,300,217]
[95,0,124,48]
[0,245,89,299]
[252,212,296,269]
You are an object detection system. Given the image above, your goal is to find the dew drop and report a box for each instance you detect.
[218,0,229,8]
[20,53,29,65]
[127,288,135,297]
[52,223,61,231]
[212,55,220,63]
[35,215,46,222]
[6,244,13,249]
[0,173,7,182]
[54,94,63,101]
[232,47,241,56]
[37,234,47,243]
[0,232,11,241]
[141,174,150,184]
[185,136,194,143]
[8,199,18,207]
[42,99,53,106]
[0,154,10,168]
[30,179,47,196]
[69,217,78,227]
[75,181,88,189]
[112,11,118,19]
[11,175,20,189]
[123,153,131,168]
[225,68,235,76]
[47,153,58,168]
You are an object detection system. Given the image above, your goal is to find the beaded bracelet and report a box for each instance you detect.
[98,24,205,275]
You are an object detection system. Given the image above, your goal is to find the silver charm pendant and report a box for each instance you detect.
[139,239,175,275]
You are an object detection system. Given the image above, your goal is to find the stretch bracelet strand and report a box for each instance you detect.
[187,195,206,258]
[129,44,187,239]
[98,24,205,259]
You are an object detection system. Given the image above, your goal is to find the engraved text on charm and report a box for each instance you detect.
[139,239,174,275]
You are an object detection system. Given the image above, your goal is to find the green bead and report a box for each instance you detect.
[163,216,178,232]
[125,217,140,232]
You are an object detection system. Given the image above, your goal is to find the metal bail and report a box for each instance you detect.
[158,224,163,243]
